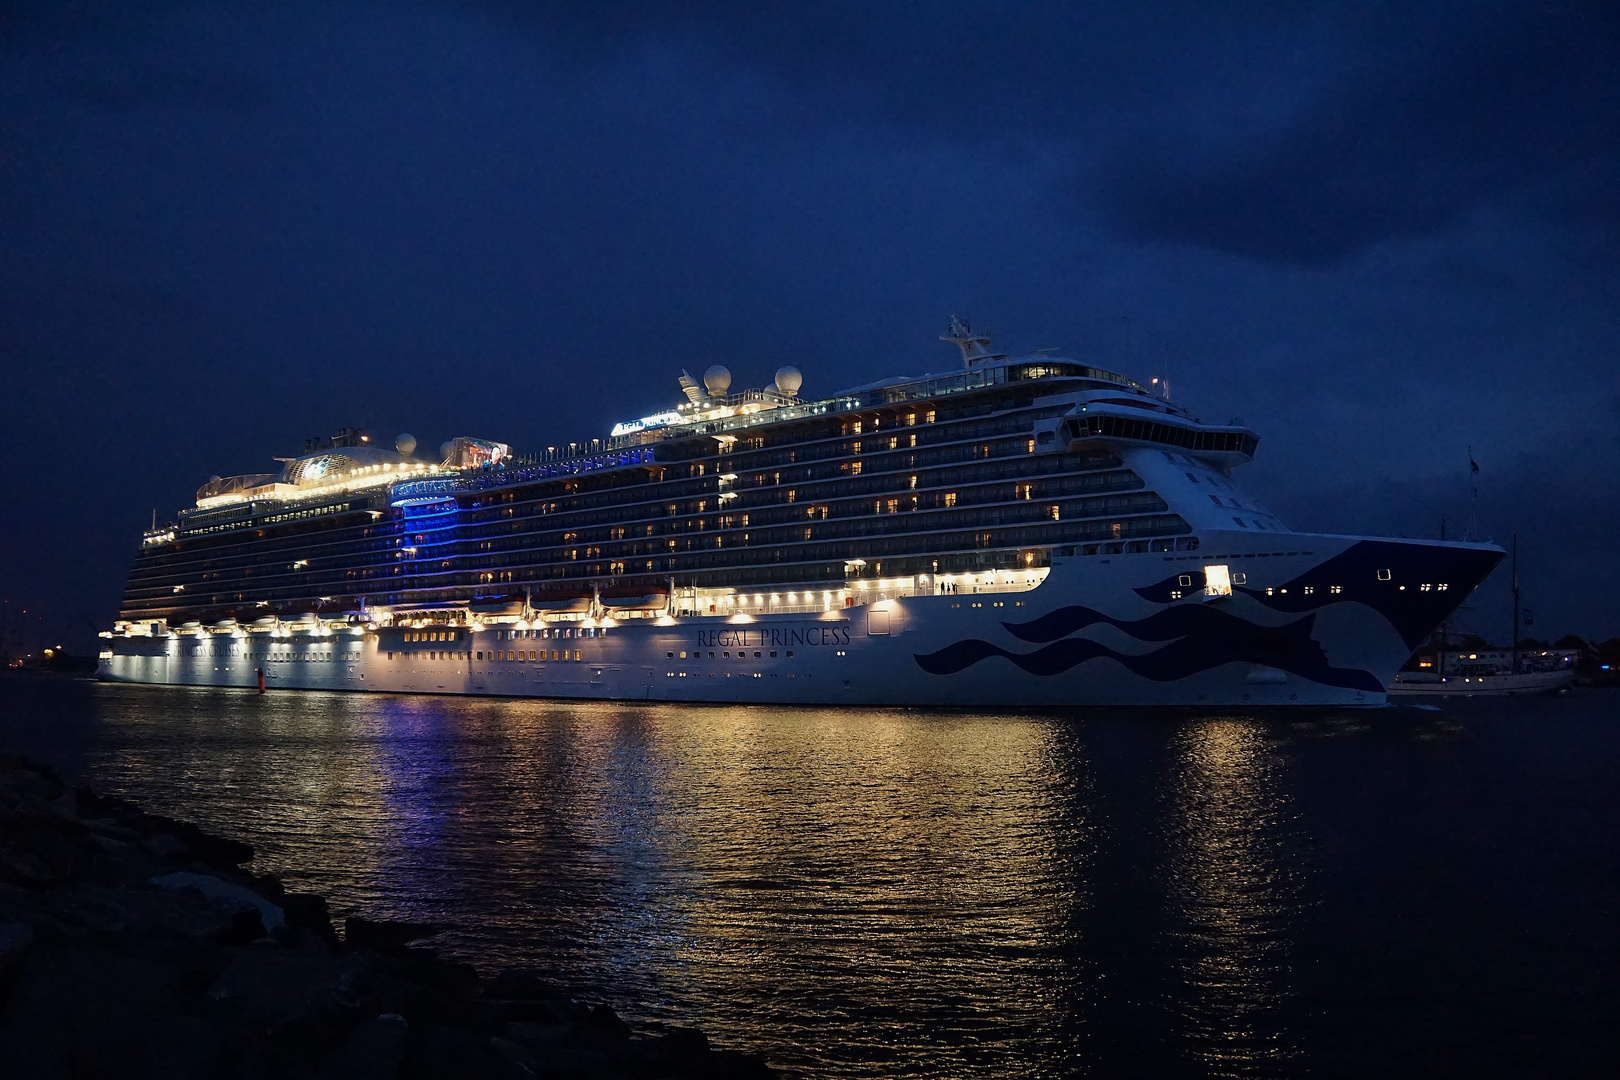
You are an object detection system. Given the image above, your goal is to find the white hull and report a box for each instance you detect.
[102,530,1503,709]
[1388,669,1575,697]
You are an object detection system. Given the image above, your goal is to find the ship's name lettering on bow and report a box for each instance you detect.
[694,626,851,648]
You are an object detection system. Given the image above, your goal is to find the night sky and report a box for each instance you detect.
[3,2,1616,651]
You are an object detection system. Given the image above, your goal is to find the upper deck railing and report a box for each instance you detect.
[389,361,1144,506]
[151,360,1151,529]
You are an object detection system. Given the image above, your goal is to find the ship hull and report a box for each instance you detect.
[1388,669,1575,697]
[100,532,1502,709]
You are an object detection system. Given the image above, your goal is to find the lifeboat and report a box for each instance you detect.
[469,595,527,615]
[530,596,593,614]
[601,592,669,611]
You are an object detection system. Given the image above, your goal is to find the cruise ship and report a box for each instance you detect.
[100,319,1503,707]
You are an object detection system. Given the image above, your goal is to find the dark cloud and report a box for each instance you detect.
[474,2,1620,265]
[60,62,265,111]
[1107,3,1620,264]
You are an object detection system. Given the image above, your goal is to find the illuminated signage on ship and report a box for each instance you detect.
[609,411,684,437]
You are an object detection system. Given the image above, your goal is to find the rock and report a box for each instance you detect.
[586,1002,631,1039]
[314,1012,409,1080]
[0,942,237,1078]
[203,941,341,1031]
[0,920,33,973]
[500,1020,573,1050]
[410,1024,536,1079]
[284,892,342,950]
[152,871,286,932]
[0,843,55,887]
[487,998,565,1025]
[0,768,59,807]
[485,968,565,1001]
[346,917,441,952]
[15,824,94,882]
[88,831,166,883]
[325,949,382,1001]
[141,832,190,860]
[49,790,79,819]
[216,908,269,946]
[661,1025,711,1057]
[42,882,242,941]
[82,817,143,842]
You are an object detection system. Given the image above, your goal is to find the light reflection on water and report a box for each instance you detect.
[62,687,1093,1076]
[13,680,1601,1077]
[1160,719,1302,1076]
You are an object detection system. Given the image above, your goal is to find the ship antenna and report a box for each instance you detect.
[1463,446,1480,542]
[1510,534,1520,675]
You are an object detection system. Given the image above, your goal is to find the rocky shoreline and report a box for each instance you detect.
[0,753,778,1078]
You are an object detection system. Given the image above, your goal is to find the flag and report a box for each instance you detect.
[1468,446,1479,473]
[1523,609,1534,626]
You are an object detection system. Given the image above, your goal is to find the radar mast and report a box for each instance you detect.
[941,316,1002,368]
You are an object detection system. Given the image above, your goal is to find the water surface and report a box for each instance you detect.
[2,677,1615,1077]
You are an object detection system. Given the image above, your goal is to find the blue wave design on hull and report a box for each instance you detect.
[915,604,1384,692]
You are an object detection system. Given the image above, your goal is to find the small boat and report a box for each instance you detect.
[1389,668,1574,697]
[1389,535,1576,697]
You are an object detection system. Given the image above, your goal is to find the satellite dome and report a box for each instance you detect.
[395,433,417,456]
[209,474,222,484]
[439,440,455,461]
[773,365,802,396]
[703,364,732,396]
